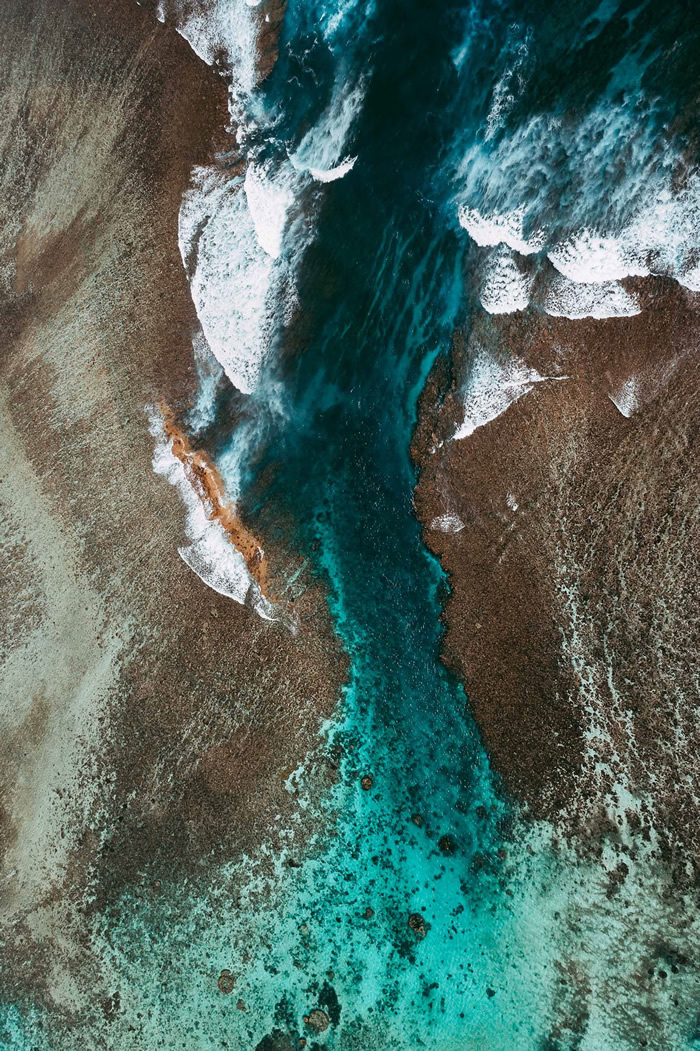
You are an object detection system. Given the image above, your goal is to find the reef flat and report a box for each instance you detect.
[0,0,345,1038]
[414,275,700,859]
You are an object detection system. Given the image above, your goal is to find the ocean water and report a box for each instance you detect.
[4,0,700,1047]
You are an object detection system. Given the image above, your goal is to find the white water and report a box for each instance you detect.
[543,272,640,319]
[608,375,639,418]
[458,205,544,256]
[157,0,260,122]
[431,513,465,533]
[453,346,568,440]
[548,230,648,285]
[150,0,370,609]
[290,72,365,182]
[149,409,275,619]
[455,91,700,300]
[185,329,225,435]
[479,245,533,314]
[179,166,276,395]
[607,354,683,419]
[308,156,357,183]
[462,190,700,295]
[244,162,295,259]
[472,233,643,318]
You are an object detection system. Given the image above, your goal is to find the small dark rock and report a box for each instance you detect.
[101,991,120,1020]
[218,970,235,995]
[438,834,457,855]
[408,912,427,939]
[305,1008,330,1033]
[360,774,373,791]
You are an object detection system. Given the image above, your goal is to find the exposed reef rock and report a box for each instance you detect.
[304,1008,330,1033]
[413,274,700,868]
[159,407,273,600]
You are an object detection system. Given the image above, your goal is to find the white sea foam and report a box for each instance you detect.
[458,205,545,256]
[317,0,374,41]
[179,524,274,621]
[159,0,260,120]
[151,0,371,623]
[244,162,294,259]
[179,166,275,395]
[483,31,530,141]
[290,74,365,182]
[149,410,275,618]
[682,263,700,291]
[479,246,532,314]
[186,329,225,435]
[607,355,682,419]
[308,157,357,183]
[544,273,640,319]
[431,513,465,533]
[548,231,648,285]
[454,346,568,440]
[460,206,694,319]
[454,93,700,296]
[608,376,639,418]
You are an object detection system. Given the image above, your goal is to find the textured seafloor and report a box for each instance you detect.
[0,0,346,1041]
[414,276,700,845]
[1,0,700,1048]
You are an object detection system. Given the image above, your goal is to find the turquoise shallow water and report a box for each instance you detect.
[4,0,700,1047]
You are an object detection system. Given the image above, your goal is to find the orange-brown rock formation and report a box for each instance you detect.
[162,408,272,597]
